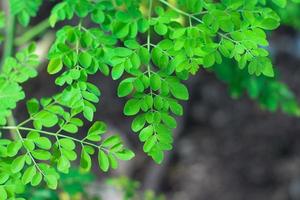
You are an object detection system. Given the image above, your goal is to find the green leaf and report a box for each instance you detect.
[102,135,121,148]
[203,53,215,68]
[154,23,168,35]
[112,21,129,38]
[99,63,110,76]
[98,150,109,172]
[57,156,71,172]
[272,0,287,8]
[79,52,92,68]
[34,111,58,128]
[0,186,7,200]
[108,154,118,169]
[124,99,140,116]
[0,173,9,185]
[22,166,36,184]
[169,101,183,116]
[81,32,93,48]
[18,10,30,27]
[11,0,42,27]
[112,63,125,80]
[161,114,177,128]
[26,99,39,115]
[115,149,135,161]
[59,139,76,150]
[32,150,51,160]
[150,74,161,91]
[170,82,189,100]
[11,155,26,173]
[7,141,22,157]
[131,115,146,132]
[62,124,78,134]
[86,121,106,141]
[0,79,25,125]
[154,96,163,110]
[143,135,156,153]
[35,137,52,150]
[139,47,150,64]
[259,18,280,30]
[124,40,140,49]
[45,175,58,190]
[91,9,105,24]
[262,60,275,77]
[83,106,94,121]
[139,125,153,142]
[89,121,107,135]
[118,79,134,97]
[150,150,164,164]
[47,58,63,74]
[80,148,92,171]
[31,172,42,186]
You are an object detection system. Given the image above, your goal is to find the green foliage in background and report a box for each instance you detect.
[214,58,300,114]
[23,169,96,200]
[271,0,300,29]
[107,176,165,200]
[0,0,299,199]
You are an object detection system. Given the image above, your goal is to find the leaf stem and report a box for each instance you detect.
[1,2,16,67]
[147,0,155,114]
[2,126,106,151]
[15,128,45,177]
[158,0,203,24]
[1,1,18,139]
[15,18,50,46]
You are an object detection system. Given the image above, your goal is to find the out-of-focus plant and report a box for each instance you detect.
[268,0,300,29]
[107,176,165,200]
[213,58,299,114]
[0,12,5,42]
[0,0,300,199]
[23,169,97,200]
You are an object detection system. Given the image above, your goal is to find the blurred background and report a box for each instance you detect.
[2,1,300,200]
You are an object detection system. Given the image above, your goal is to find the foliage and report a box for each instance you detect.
[23,173,165,200]
[0,12,4,42]
[0,0,299,199]
[23,168,96,200]
[270,0,300,29]
[107,176,165,200]
[214,59,300,115]
[10,0,42,26]
[0,44,38,125]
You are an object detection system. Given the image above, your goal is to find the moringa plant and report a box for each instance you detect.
[0,0,300,199]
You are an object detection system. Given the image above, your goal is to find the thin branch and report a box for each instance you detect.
[159,0,203,24]
[1,1,15,67]
[15,18,50,46]
[2,126,109,153]
[15,128,46,177]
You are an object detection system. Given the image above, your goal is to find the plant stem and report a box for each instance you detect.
[158,0,203,24]
[7,115,17,139]
[1,2,16,67]
[1,1,18,139]
[2,126,106,151]
[147,0,154,113]
[15,128,45,177]
[15,18,50,46]
[147,0,153,52]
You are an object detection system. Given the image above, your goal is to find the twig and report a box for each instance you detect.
[1,0,15,67]
[15,18,50,46]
